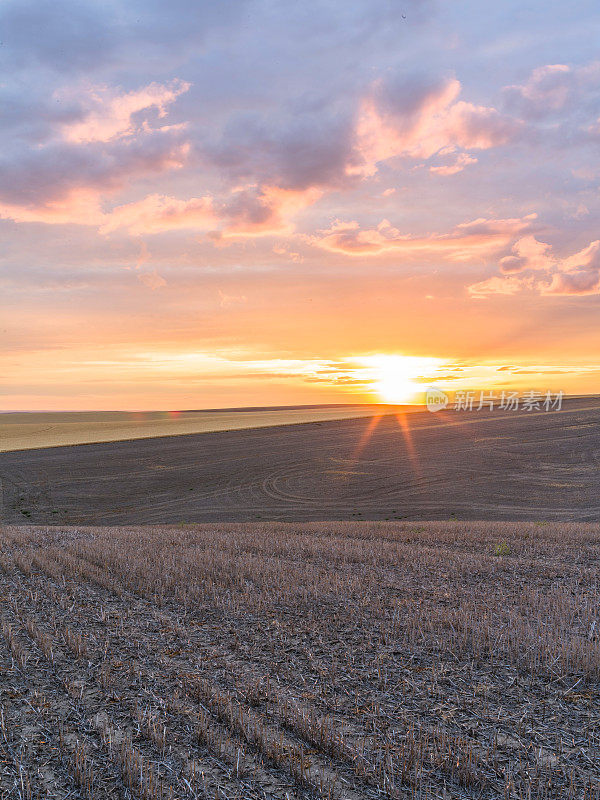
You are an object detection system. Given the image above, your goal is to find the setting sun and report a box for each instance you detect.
[361,355,443,404]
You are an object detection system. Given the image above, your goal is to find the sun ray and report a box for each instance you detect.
[395,411,422,480]
[351,412,384,462]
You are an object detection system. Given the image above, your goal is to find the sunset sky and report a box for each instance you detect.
[2,0,600,410]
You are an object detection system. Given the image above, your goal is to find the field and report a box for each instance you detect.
[0,407,385,453]
[0,521,598,799]
[1,396,599,524]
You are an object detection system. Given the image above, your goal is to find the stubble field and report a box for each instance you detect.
[0,521,598,799]
[0,407,384,453]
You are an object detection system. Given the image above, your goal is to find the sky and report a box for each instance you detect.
[2,0,600,410]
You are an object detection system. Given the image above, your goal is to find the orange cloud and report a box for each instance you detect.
[218,289,247,307]
[138,270,167,290]
[468,275,532,299]
[313,214,536,258]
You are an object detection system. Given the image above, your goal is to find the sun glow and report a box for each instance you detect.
[362,355,443,404]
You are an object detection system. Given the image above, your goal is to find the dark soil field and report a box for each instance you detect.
[1,397,599,525]
[0,521,598,799]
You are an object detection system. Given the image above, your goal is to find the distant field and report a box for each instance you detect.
[0,406,396,452]
[0,521,598,799]
[1,396,599,524]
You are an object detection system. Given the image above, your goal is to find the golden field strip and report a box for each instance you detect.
[0,407,396,453]
[0,521,598,799]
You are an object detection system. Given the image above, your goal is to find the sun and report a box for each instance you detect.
[362,355,442,404]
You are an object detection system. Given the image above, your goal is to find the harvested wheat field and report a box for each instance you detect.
[0,522,598,799]
[2,396,600,525]
[0,407,387,453]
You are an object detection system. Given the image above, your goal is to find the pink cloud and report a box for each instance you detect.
[560,239,600,271]
[60,80,191,143]
[353,79,461,172]
[101,185,321,238]
[543,270,600,295]
[469,237,600,297]
[500,235,555,273]
[353,76,519,175]
[430,152,478,176]
[100,193,217,235]
[542,240,600,295]
[442,101,518,149]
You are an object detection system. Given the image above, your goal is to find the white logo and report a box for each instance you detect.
[426,387,449,412]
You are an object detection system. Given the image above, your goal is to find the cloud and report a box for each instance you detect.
[542,240,600,295]
[0,0,250,74]
[443,101,519,148]
[0,132,190,225]
[196,71,518,199]
[430,152,478,176]
[273,245,303,263]
[499,235,555,273]
[543,270,600,295]
[0,77,190,226]
[100,193,216,235]
[220,185,322,237]
[60,80,190,143]
[469,238,600,297]
[0,86,83,144]
[313,214,536,257]
[218,289,247,307]
[468,275,532,299]
[354,73,520,175]
[200,111,359,192]
[138,270,167,290]
[0,0,114,73]
[100,185,321,237]
[0,189,104,226]
[353,75,461,171]
[135,241,151,270]
[504,62,600,119]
